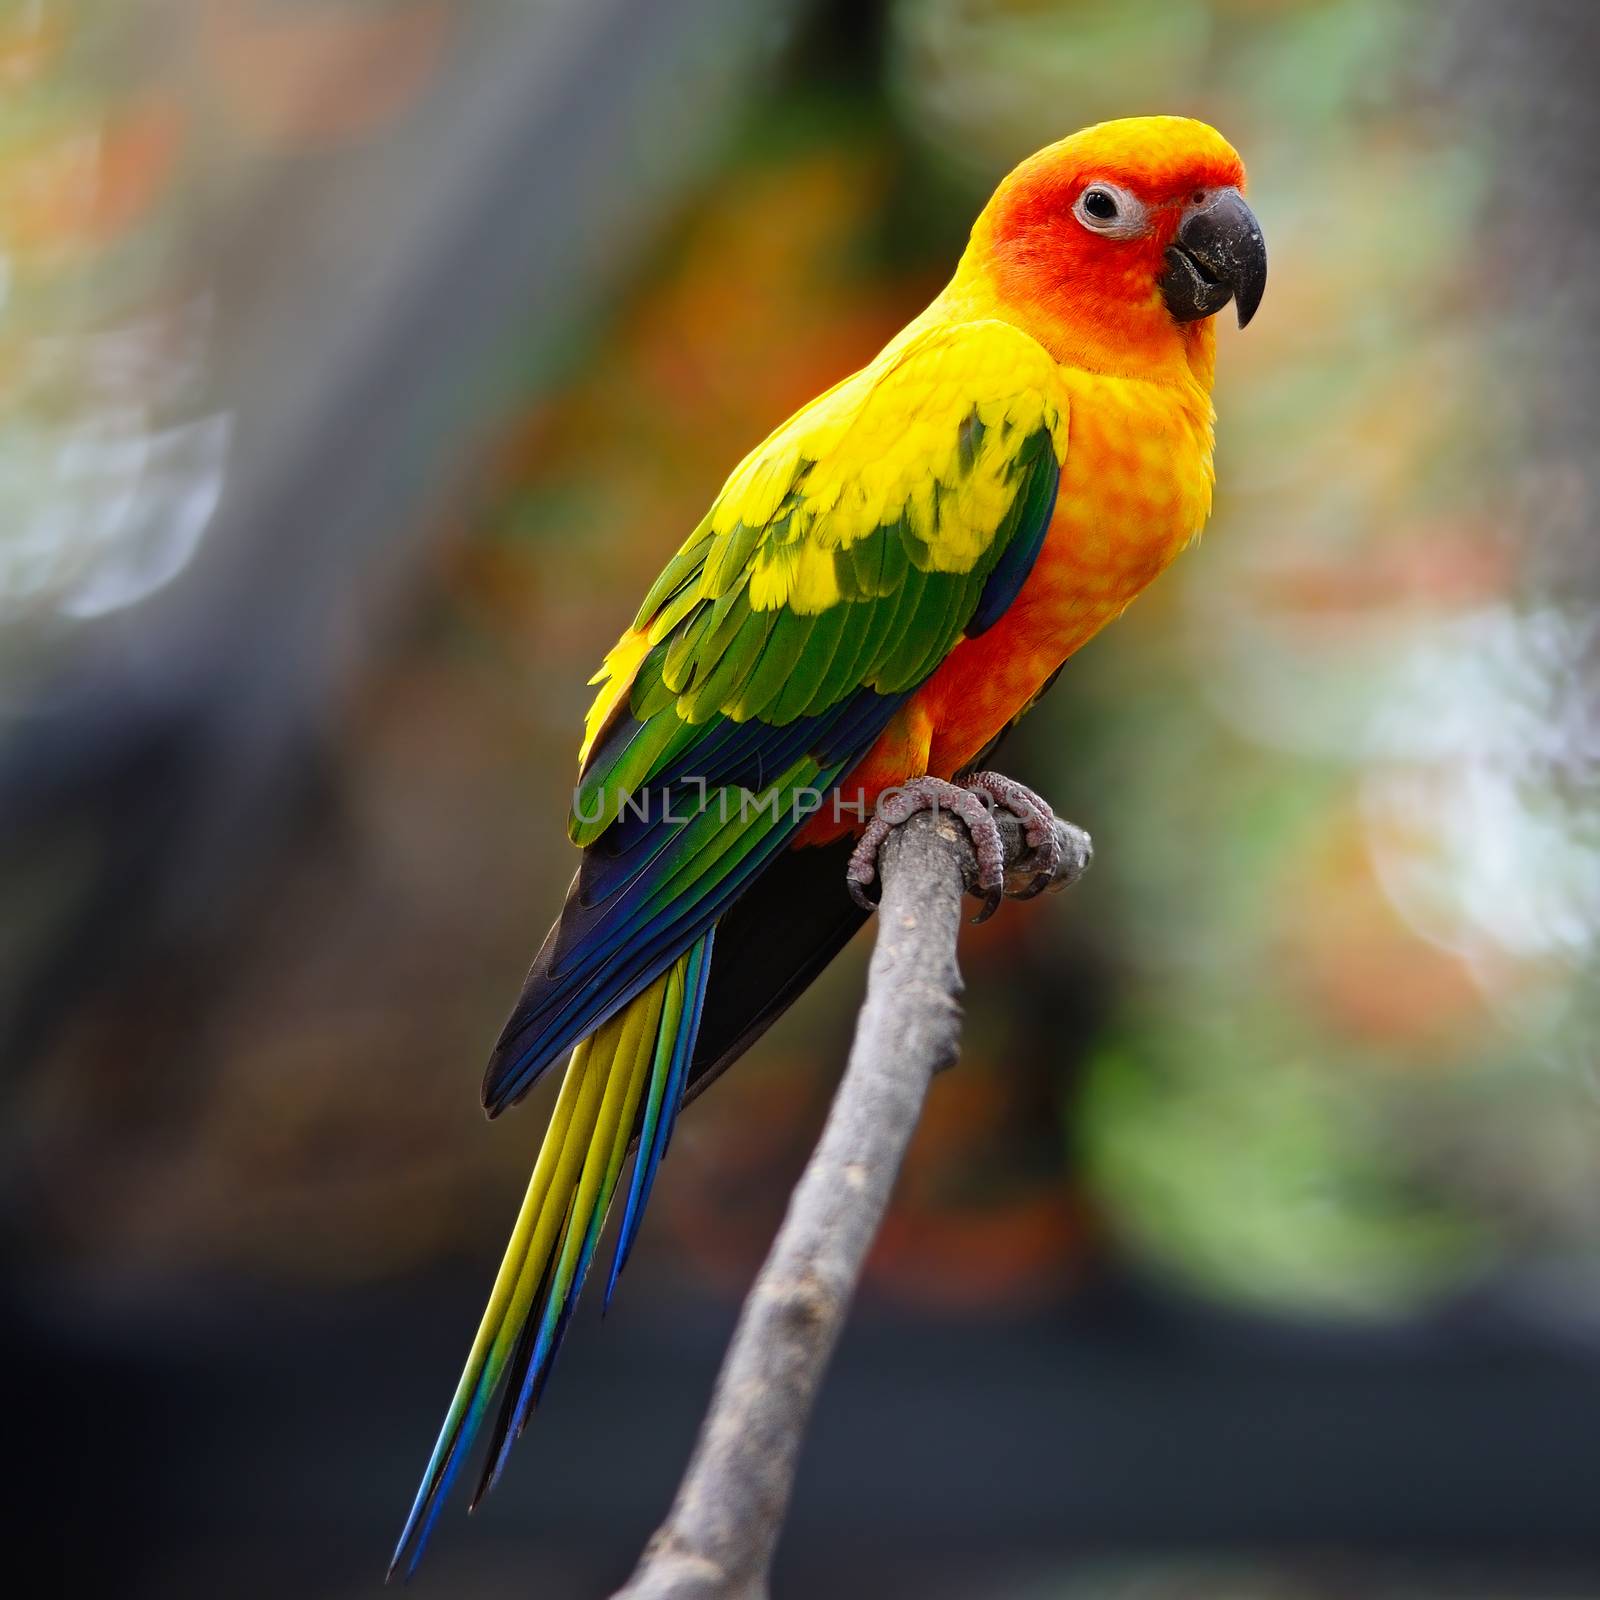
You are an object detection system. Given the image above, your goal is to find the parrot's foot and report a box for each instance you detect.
[847,777,1005,920]
[847,772,1061,922]
[959,771,1063,900]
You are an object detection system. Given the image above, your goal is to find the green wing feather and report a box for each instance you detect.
[574,317,1070,846]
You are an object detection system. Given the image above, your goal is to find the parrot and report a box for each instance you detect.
[391,114,1265,1576]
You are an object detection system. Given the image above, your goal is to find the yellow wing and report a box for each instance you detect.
[578,317,1070,795]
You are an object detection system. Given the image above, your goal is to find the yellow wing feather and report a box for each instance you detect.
[708,319,1067,613]
[578,318,1069,778]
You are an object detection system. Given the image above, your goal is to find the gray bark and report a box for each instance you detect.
[612,805,1092,1600]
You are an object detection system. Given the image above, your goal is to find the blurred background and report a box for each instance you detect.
[4,1,1600,1596]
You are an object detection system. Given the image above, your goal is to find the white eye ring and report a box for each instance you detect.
[1072,181,1146,239]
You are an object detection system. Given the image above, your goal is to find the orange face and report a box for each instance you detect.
[971,116,1264,374]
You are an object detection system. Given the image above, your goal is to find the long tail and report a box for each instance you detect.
[389,929,714,1580]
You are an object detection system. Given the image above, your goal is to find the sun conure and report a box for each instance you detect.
[392,114,1265,1575]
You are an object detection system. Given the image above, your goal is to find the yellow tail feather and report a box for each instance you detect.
[392,952,697,1576]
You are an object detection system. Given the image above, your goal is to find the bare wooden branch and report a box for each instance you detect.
[611,802,1092,1600]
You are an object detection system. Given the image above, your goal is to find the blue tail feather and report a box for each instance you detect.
[389,930,718,1581]
[606,928,714,1308]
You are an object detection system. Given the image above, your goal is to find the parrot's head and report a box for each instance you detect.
[965,116,1266,379]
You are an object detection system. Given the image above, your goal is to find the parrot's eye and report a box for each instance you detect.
[1072,181,1145,238]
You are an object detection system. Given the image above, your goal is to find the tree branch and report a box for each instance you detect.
[611,800,1093,1600]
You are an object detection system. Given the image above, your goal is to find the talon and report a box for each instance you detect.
[959,770,1062,900]
[846,816,894,912]
[1012,826,1063,900]
[846,874,880,913]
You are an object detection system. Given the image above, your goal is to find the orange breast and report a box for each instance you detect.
[804,366,1215,843]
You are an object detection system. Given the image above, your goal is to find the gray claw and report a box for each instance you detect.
[844,776,1006,917]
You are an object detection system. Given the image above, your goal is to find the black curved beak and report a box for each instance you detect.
[1158,187,1267,329]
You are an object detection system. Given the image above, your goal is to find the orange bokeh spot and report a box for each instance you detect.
[0,93,184,263]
